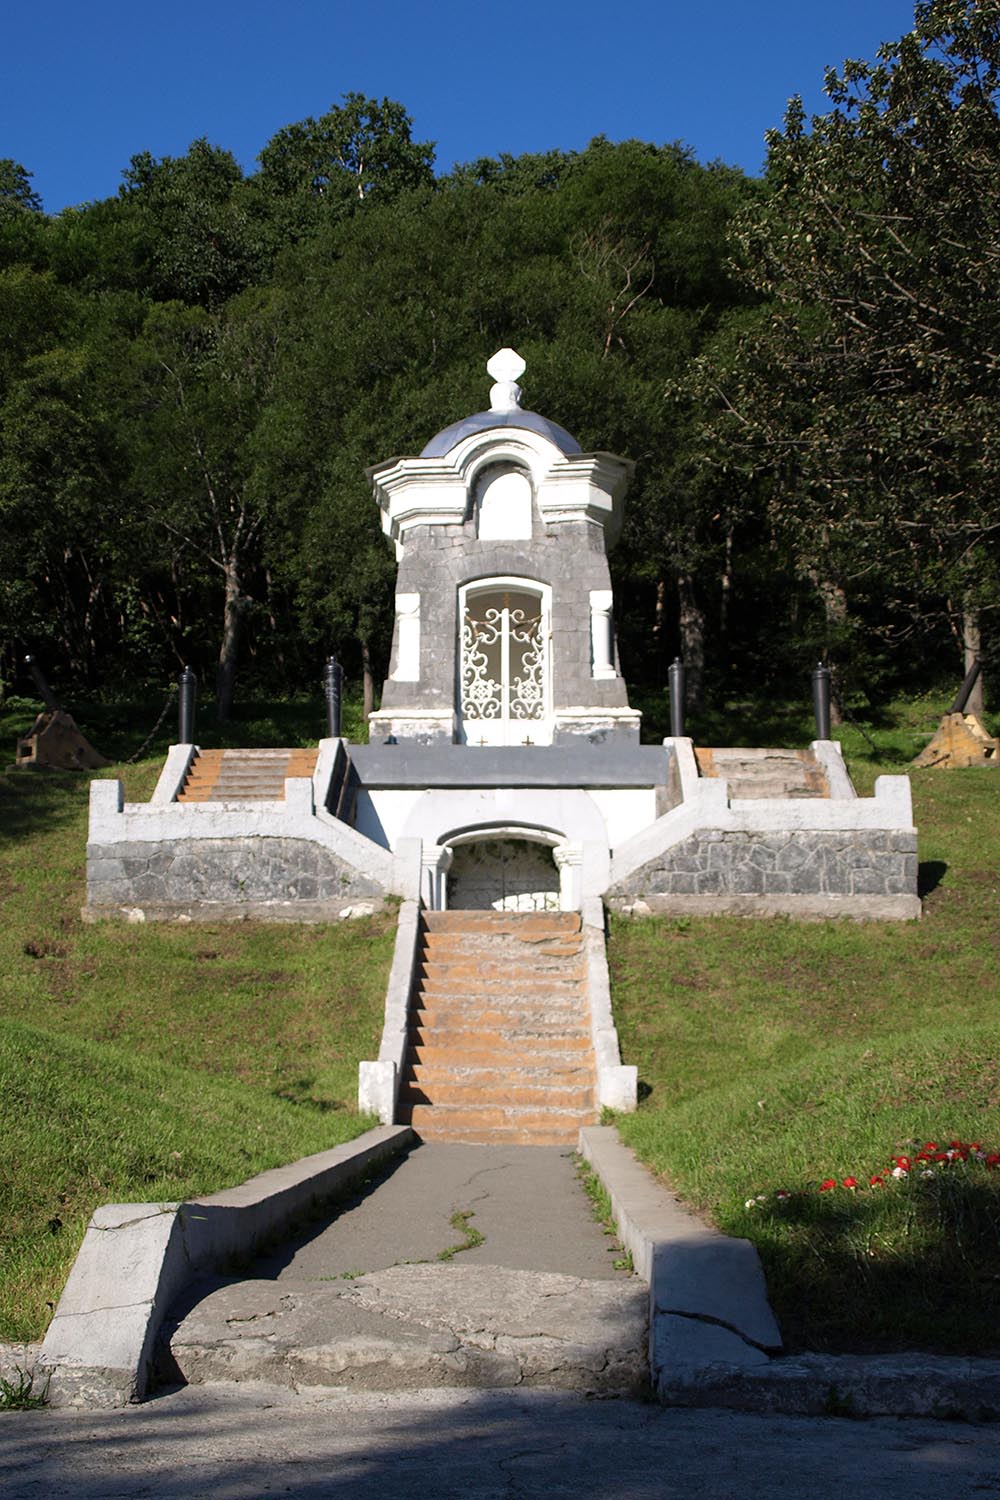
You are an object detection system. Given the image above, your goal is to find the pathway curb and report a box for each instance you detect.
[579,1126,1000,1420]
[578,1126,782,1394]
[37,1124,412,1409]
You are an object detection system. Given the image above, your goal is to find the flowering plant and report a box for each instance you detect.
[744,1138,999,1210]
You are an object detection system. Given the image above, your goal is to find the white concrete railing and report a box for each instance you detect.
[88,745,409,900]
[358,899,422,1124]
[582,897,638,1112]
[609,737,914,893]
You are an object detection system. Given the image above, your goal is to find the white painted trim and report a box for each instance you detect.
[810,738,856,799]
[358,899,423,1124]
[589,590,617,678]
[609,765,916,893]
[150,744,196,804]
[582,898,637,1110]
[391,592,421,681]
[87,776,397,892]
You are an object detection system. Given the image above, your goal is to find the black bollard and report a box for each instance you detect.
[812,662,832,740]
[668,657,686,739]
[178,667,198,743]
[323,655,344,738]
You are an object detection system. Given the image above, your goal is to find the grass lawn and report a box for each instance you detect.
[0,703,393,1342]
[609,697,1000,1354]
[2,688,998,1355]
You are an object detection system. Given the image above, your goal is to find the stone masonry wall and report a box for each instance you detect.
[381,517,630,715]
[606,829,918,907]
[86,836,386,919]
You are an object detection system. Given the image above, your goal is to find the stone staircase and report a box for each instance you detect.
[695,746,829,799]
[397,910,598,1146]
[176,747,318,802]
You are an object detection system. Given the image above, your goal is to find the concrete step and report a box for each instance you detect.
[398,905,596,1145]
[417,962,587,985]
[407,1039,592,1067]
[413,1015,588,1040]
[407,1061,594,1085]
[399,1080,594,1109]
[177,747,318,803]
[695,746,829,799]
[423,911,581,935]
[408,1026,591,1053]
[404,1106,597,1146]
[161,1265,647,1394]
[420,935,584,959]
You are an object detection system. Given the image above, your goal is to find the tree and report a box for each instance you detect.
[123,294,283,719]
[692,0,1000,707]
[115,139,274,307]
[0,159,42,217]
[255,94,435,226]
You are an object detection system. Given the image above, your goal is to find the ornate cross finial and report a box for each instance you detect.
[487,348,525,413]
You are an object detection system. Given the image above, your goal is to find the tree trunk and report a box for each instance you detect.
[720,526,734,641]
[215,555,243,724]
[676,572,705,711]
[963,604,984,717]
[361,636,374,726]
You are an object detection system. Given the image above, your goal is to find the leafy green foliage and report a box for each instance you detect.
[689,0,1000,693]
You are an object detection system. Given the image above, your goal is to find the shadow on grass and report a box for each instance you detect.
[918,860,948,897]
[747,1173,1000,1354]
[0,766,89,845]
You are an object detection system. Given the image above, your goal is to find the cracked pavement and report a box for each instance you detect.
[160,1143,647,1394]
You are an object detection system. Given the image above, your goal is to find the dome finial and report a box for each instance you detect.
[487,348,525,413]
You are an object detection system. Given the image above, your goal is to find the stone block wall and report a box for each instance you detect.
[85,835,387,921]
[606,828,919,920]
[381,520,632,719]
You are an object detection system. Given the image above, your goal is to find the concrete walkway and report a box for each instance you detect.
[160,1143,648,1395]
[250,1142,628,1279]
[3,1384,998,1499]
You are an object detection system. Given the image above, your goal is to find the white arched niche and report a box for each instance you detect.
[419,825,583,912]
[473,463,533,540]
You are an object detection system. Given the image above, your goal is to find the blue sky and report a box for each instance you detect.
[5,1,919,213]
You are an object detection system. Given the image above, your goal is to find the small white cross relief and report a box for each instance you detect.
[487,347,526,413]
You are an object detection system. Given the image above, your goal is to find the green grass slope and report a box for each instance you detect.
[0,747,394,1342]
[611,757,1000,1354]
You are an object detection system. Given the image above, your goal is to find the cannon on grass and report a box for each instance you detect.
[14,657,109,770]
[912,660,998,769]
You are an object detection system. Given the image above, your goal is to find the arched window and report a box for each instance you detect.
[458,578,552,745]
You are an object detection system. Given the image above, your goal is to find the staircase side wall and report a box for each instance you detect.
[607,775,920,921]
[84,775,402,922]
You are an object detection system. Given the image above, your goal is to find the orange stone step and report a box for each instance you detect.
[407,1061,593,1085]
[423,911,581,935]
[399,1081,594,1109]
[406,1040,592,1068]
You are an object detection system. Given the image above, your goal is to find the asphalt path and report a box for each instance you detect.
[248,1141,629,1281]
[3,1384,999,1499]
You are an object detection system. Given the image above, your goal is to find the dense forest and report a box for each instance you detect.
[1,0,996,726]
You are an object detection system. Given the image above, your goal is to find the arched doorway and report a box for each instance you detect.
[446,836,560,911]
[458,578,551,746]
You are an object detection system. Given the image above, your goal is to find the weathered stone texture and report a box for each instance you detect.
[86,837,385,912]
[607,829,918,903]
[380,519,630,716]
